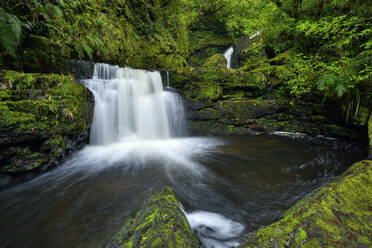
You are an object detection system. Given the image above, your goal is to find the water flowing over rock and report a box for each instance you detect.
[185,211,244,248]
[224,47,234,69]
[83,63,186,145]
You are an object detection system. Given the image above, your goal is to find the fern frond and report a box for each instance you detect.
[0,8,22,54]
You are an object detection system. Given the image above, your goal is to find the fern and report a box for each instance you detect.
[81,40,93,60]
[0,8,22,54]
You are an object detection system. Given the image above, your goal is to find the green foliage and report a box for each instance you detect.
[285,54,318,99]
[1,0,191,69]
[0,8,22,55]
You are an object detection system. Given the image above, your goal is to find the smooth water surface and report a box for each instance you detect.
[0,135,366,248]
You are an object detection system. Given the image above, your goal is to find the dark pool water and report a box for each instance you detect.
[0,135,366,248]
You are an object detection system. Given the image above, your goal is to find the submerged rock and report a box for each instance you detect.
[0,70,93,187]
[238,159,372,248]
[108,187,200,248]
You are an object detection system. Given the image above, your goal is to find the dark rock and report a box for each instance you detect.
[63,59,95,80]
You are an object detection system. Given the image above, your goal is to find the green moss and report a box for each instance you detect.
[169,67,259,96]
[203,54,227,68]
[109,187,200,248]
[239,160,372,248]
[0,70,93,173]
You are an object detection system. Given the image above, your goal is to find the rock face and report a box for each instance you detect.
[169,67,365,138]
[108,187,201,248]
[0,70,93,187]
[238,159,372,248]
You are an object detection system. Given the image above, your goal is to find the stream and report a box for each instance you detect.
[0,64,366,248]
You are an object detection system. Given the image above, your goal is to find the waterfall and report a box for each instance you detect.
[249,30,262,39]
[223,47,234,69]
[83,63,186,145]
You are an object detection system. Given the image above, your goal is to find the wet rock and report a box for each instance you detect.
[108,187,201,248]
[63,59,95,80]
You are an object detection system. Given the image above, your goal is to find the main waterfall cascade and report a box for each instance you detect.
[84,63,185,145]
[81,63,244,248]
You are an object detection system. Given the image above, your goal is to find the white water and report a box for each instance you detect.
[84,64,185,145]
[185,211,245,248]
[223,31,261,70]
[82,63,243,248]
[249,30,262,39]
[224,47,234,69]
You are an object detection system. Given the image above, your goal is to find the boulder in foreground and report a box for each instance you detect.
[108,187,201,248]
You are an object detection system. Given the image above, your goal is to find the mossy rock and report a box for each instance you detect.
[369,114,372,155]
[203,54,227,68]
[239,160,372,248]
[216,99,289,125]
[0,70,93,180]
[169,67,259,96]
[108,187,201,248]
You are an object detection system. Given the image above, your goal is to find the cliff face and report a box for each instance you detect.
[0,70,93,187]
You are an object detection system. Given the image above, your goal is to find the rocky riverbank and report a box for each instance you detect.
[169,67,368,139]
[0,70,93,188]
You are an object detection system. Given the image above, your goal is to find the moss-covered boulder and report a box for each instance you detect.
[0,70,93,186]
[203,54,227,68]
[108,187,200,248]
[239,159,372,248]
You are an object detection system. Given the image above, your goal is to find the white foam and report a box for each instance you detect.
[224,47,234,69]
[185,210,244,248]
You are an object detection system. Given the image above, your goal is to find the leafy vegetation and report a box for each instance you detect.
[0,0,190,69]
[1,0,371,120]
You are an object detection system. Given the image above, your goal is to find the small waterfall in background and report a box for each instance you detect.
[223,47,234,69]
[223,31,262,70]
[249,30,262,39]
[83,63,186,145]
